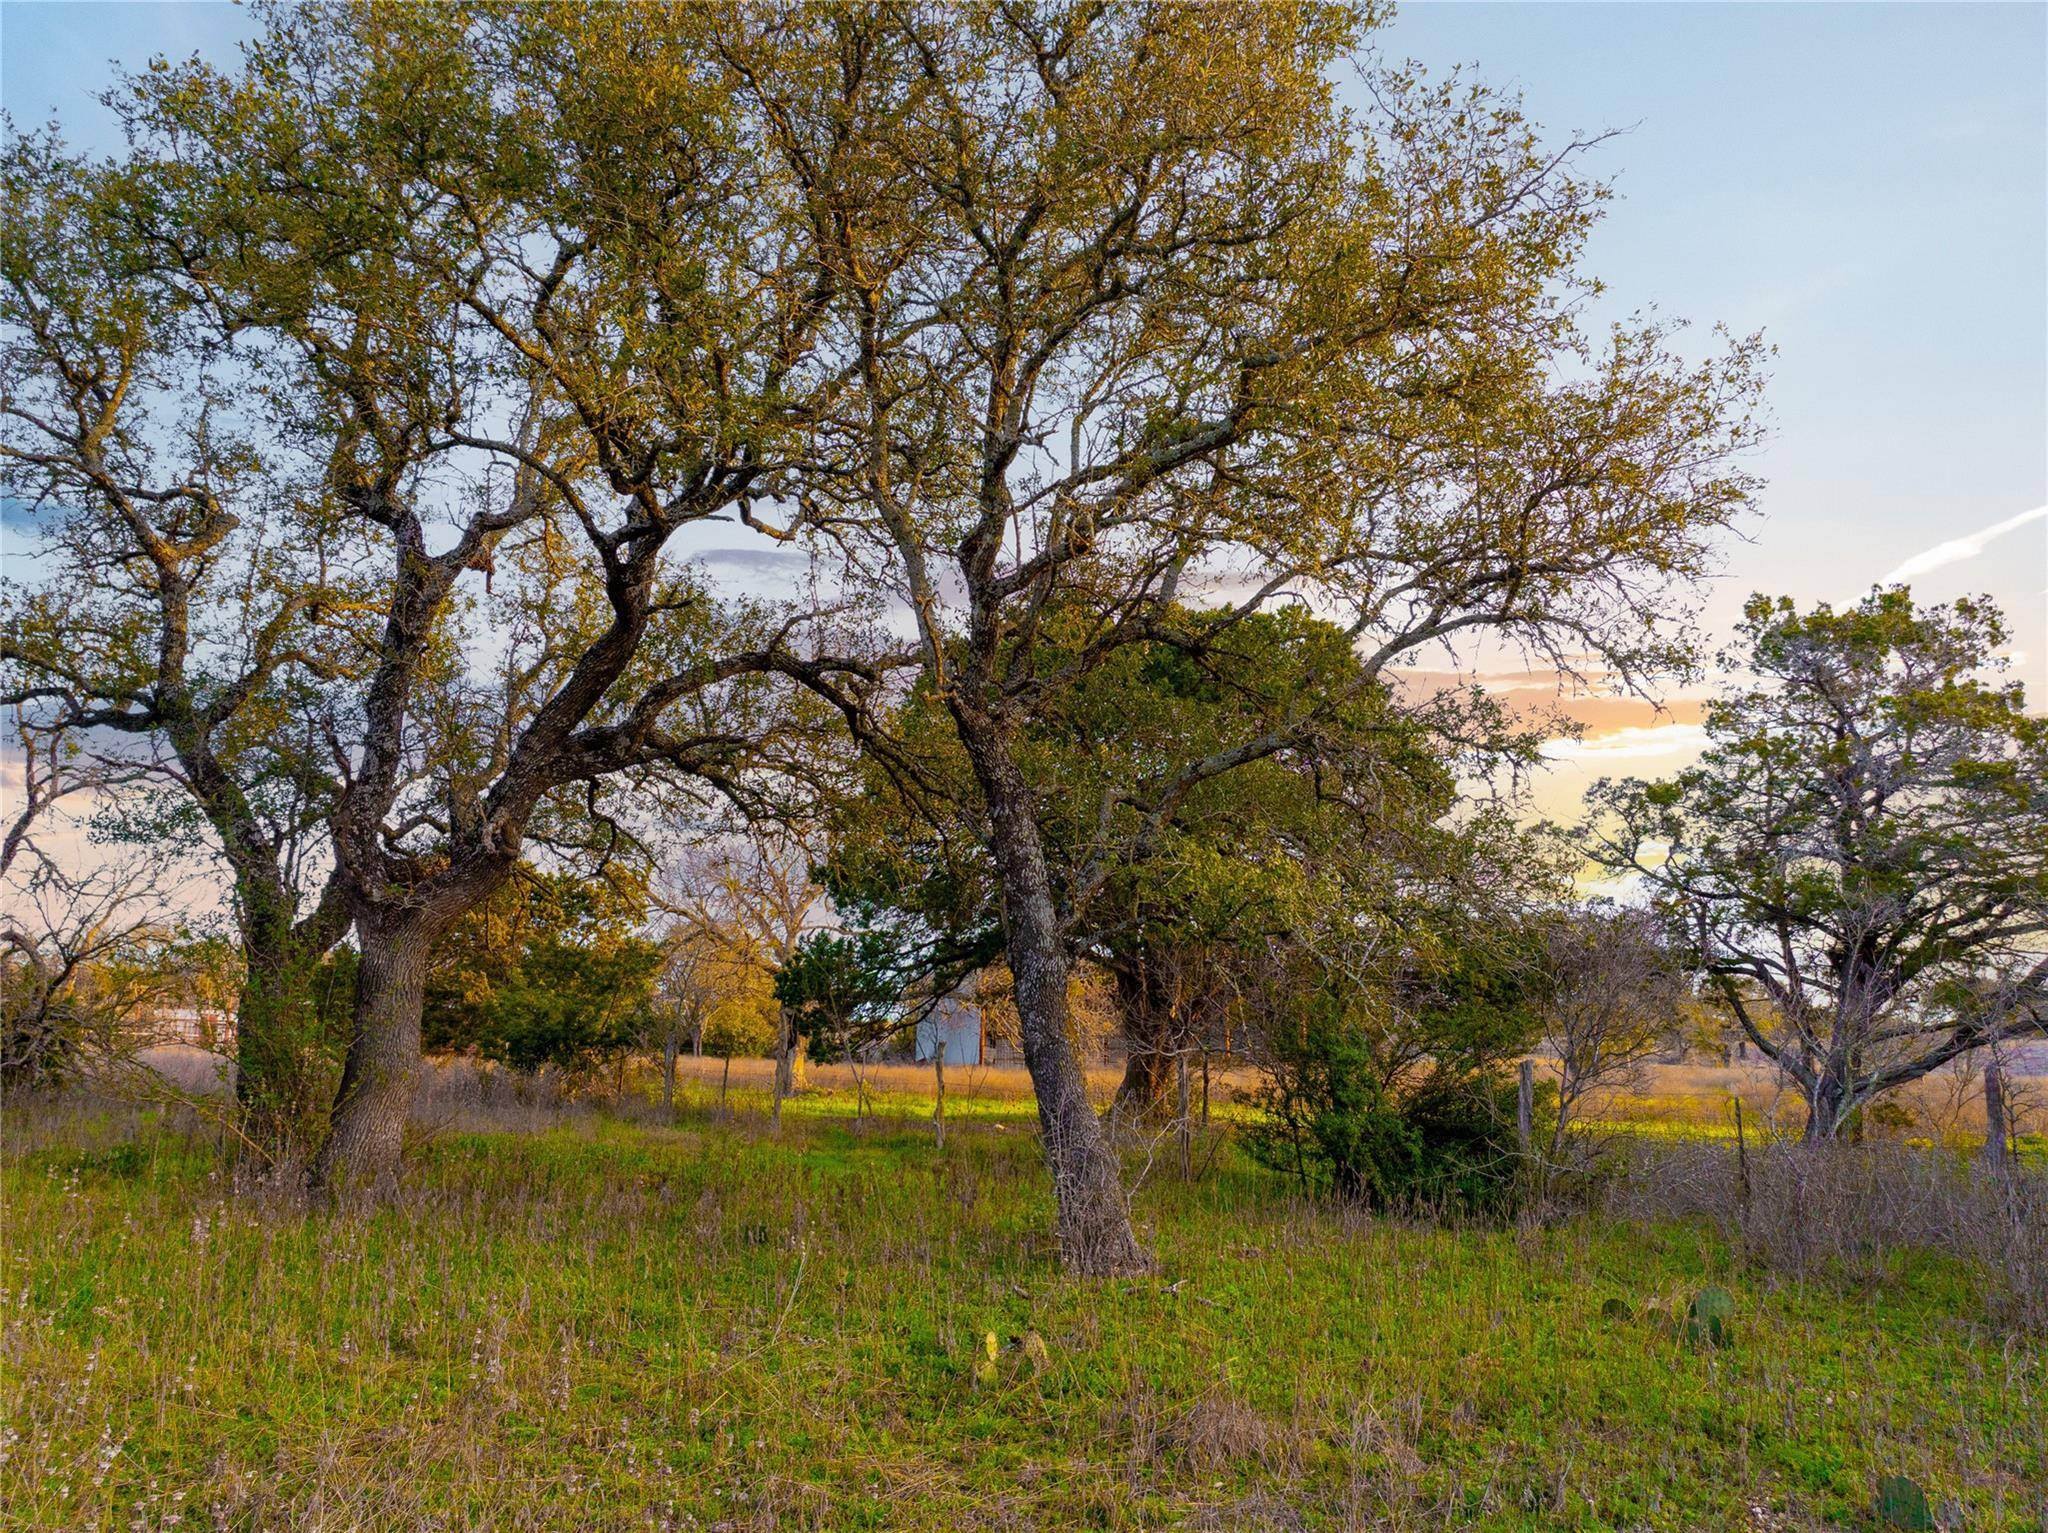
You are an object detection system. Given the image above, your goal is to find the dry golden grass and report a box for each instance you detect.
[136,1041,2045,1150]
[661,1052,2044,1145]
[1564,1059,2046,1142]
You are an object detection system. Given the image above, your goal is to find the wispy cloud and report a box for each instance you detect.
[691,547,811,574]
[1540,723,1710,763]
[1875,505,2047,587]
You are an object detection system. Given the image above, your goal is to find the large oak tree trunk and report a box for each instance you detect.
[220,856,348,1159]
[1111,963,1176,1121]
[963,728,1149,1276]
[312,916,431,1195]
[231,928,333,1160]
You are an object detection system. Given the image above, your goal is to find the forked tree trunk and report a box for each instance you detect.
[311,916,431,1195]
[1803,1076,1848,1143]
[1115,1048,1174,1117]
[965,731,1148,1276]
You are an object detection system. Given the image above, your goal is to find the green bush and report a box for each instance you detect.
[418,868,661,1077]
[479,936,661,1077]
[1244,1003,1529,1212]
[1243,932,1551,1214]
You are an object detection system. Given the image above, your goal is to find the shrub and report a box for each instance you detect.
[1242,995,1534,1214]
[1243,923,1552,1214]
[478,937,661,1078]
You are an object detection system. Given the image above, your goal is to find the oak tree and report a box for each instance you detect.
[736,1,1762,1269]
[4,3,886,1186]
[2,130,369,1145]
[1587,590,2048,1140]
[813,607,1479,1120]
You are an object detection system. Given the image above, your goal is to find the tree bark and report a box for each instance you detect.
[1111,963,1178,1120]
[1516,1059,1535,1157]
[772,1005,798,1130]
[218,852,349,1157]
[662,1014,679,1115]
[311,915,431,1195]
[1176,1050,1191,1181]
[1803,1076,1848,1143]
[1981,1056,2009,1171]
[962,726,1148,1276]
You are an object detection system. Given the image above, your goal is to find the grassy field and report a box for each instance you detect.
[606,1050,2048,1142]
[3,1075,2044,1531]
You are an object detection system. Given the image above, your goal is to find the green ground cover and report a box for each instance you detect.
[2,1099,2041,1530]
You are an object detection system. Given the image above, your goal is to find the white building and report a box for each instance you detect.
[913,986,984,1066]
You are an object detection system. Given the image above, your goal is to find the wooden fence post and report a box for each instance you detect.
[1177,1051,1193,1180]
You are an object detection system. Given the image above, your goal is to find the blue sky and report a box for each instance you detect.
[4,0,2044,810]
[1375,3,2045,636]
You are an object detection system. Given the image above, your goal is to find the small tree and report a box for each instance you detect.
[1534,902,1685,1184]
[651,925,726,1112]
[423,866,652,1054]
[775,931,907,1064]
[657,823,827,1128]
[1587,590,2048,1140]
[1,893,175,1094]
[479,936,661,1083]
[0,714,182,1090]
[698,972,779,1115]
[421,866,661,1082]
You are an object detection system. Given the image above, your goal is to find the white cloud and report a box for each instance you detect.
[1574,870,1648,904]
[1540,723,1710,763]
[1875,505,2047,587]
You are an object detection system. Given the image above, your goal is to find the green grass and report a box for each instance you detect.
[3,1098,2042,1531]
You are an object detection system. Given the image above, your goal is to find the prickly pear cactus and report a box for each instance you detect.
[1875,1474,1934,1529]
[1684,1286,1734,1347]
[1020,1329,1052,1376]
